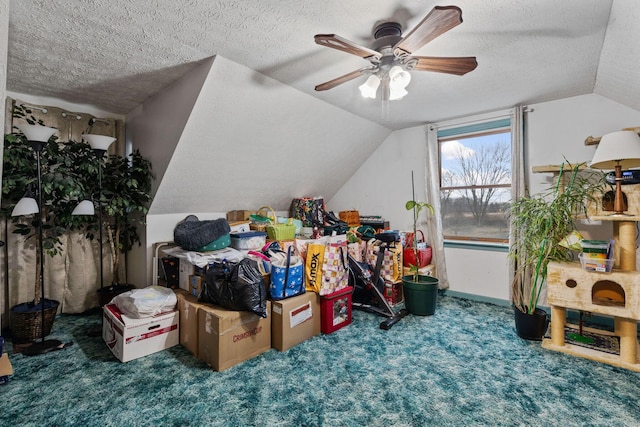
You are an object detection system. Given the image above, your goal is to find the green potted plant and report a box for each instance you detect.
[509,161,607,340]
[2,110,92,342]
[402,174,439,316]
[98,150,153,301]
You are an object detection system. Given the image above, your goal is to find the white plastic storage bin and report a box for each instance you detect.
[230,231,267,251]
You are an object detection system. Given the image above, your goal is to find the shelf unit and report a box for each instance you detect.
[542,211,640,371]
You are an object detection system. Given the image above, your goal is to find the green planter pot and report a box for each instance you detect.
[402,275,438,316]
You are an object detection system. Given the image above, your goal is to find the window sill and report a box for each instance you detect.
[444,240,508,252]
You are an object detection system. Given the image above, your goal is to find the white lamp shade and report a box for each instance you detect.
[359,75,380,99]
[83,134,116,151]
[16,124,57,142]
[590,131,640,170]
[389,65,411,90]
[12,197,39,216]
[72,200,95,215]
[389,87,408,101]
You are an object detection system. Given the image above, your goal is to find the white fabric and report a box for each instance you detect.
[112,286,177,318]
[425,125,449,289]
[508,106,527,301]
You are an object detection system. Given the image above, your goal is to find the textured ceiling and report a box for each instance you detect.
[6,0,639,130]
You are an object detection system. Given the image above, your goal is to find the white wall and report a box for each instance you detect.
[332,93,640,304]
[328,125,428,231]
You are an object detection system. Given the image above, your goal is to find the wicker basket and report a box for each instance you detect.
[10,299,59,343]
[266,222,297,240]
[339,210,360,226]
[250,206,276,232]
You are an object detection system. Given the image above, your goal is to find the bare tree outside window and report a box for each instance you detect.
[440,129,511,242]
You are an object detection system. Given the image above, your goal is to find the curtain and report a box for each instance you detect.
[508,106,527,303]
[425,125,448,289]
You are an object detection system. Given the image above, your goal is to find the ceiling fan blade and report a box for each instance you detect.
[315,67,373,91]
[394,6,463,55]
[315,34,382,61]
[412,56,478,76]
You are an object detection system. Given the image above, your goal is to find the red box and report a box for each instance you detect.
[320,286,353,334]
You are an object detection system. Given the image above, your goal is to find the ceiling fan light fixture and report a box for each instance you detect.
[389,65,411,90]
[359,74,381,99]
[389,87,408,101]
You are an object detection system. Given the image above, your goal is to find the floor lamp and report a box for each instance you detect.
[79,134,115,336]
[12,124,63,356]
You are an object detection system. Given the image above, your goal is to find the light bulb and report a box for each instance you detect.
[359,75,381,99]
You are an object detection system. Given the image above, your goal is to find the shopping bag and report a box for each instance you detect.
[291,197,325,226]
[366,239,403,283]
[321,238,349,295]
[403,230,432,268]
[270,246,305,300]
[305,242,325,294]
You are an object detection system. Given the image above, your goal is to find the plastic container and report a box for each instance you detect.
[320,286,353,334]
[230,231,267,250]
[579,252,614,272]
[580,240,609,254]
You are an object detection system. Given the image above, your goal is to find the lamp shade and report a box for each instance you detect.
[590,131,640,170]
[16,124,57,142]
[359,75,380,99]
[12,197,39,216]
[389,65,411,90]
[71,200,95,215]
[83,134,116,151]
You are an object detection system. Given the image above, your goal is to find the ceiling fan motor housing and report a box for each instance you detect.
[372,21,403,52]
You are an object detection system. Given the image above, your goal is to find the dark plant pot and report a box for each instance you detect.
[10,299,60,343]
[402,275,439,316]
[514,307,549,341]
[98,284,135,306]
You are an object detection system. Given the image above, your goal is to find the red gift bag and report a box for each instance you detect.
[403,231,432,268]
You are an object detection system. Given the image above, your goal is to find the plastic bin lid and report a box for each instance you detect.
[230,231,267,238]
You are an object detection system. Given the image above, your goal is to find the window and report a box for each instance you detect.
[438,118,511,243]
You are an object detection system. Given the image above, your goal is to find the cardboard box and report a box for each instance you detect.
[226,210,255,221]
[0,353,13,384]
[174,289,208,356]
[179,258,195,291]
[198,302,271,371]
[271,292,321,352]
[103,304,179,362]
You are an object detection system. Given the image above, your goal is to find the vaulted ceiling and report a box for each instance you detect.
[6,0,639,131]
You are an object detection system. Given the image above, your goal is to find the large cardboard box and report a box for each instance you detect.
[174,289,208,356]
[103,304,179,362]
[0,353,13,384]
[198,302,271,371]
[271,292,321,351]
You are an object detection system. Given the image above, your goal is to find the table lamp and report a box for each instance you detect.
[590,130,640,215]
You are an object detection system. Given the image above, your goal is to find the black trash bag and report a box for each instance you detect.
[199,258,268,318]
[174,215,230,251]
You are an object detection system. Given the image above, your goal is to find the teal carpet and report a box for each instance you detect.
[2,294,640,426]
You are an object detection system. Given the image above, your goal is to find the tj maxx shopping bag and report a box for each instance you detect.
[305,235,349,296]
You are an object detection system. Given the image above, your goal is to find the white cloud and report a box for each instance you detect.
[441,140,475,160]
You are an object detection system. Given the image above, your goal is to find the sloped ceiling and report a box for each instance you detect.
[6,0,638,131]
[136,56,391,214]
[6,0,640,217]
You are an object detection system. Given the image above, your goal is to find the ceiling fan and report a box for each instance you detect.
[314,5,477,101]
